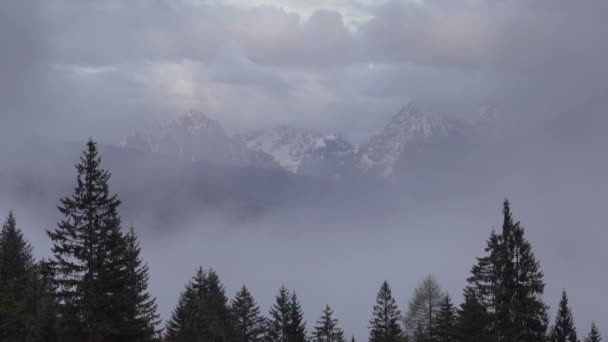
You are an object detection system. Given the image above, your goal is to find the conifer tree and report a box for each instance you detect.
[202,269,235,341]
[584,323,601,342]
[165,268,206,341]
[46,139,129,340]
[549,290,577,342]
[456,288,488,342]
[467,200,548,342]
[0,211,35,340]
[369,281,403,342]
[404,275,444,342]
[122,227,161,341]
[287,292,306,342]
[431,295,457,342]
[313,305,345,342]
[25,259,60,342]
[267,286,292,342]
[232,285,266,342]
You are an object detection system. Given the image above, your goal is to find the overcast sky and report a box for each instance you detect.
[3,0,608,143]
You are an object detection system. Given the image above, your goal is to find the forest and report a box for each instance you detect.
[0,139,602,342]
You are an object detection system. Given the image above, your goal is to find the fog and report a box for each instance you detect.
[1,0,608,340]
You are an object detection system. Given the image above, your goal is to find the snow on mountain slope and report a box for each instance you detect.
[243,126,357,180]
[358,102,473,177]
[121,110,278,169]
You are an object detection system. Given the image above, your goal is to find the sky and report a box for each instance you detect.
[2,0,608,340]
[3,0,608,143]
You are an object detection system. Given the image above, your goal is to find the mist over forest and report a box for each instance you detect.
[1,0,607,341]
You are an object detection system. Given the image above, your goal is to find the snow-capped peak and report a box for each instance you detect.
[243,126,356,178]
[357,103,454,177]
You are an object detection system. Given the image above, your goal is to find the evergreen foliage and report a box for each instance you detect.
[122,227,161,341]
[0,211,35,340]
[267,286,292,342]
[456,288,488,342]
[431,295,457,342]
[467,200,548,342]
[165,267,234,342]
[369,281,403,342]
[287,292,307,342]
[232,285,266,342]
[584,323,601,342]
[313,305,345,342]
[549,290,578,342]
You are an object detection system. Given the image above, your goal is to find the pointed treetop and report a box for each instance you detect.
[584,322,602,342]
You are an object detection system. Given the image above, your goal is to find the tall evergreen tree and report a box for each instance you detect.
[202,269,235,342]
[165,268,234,342]
[369,281,403,342]
[0,211,35,340]
[122,227,161,341]
[467,200,548,342]
[46,139,129,341]
[232,286,266,342]
[404,275,444,342]
[267,286,292,342]
[549,290,577,342]
[456,288,489,342]
[584,323,601,342]
[165,268,206,341]
[313,305,345,342]
[431,295,457,342]
[287,292,306,342]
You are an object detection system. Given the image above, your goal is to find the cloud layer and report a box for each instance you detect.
[4,0,608,142]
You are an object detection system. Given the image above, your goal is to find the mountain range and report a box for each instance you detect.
[121,102,494,182]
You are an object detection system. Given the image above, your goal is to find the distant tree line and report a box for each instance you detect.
[0,140,603,341]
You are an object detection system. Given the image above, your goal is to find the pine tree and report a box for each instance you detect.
[165,268,206,341]
[549,290,577,342]
[232,285,266,342]
[431,295,457,342]
[122,227,161,341]
[584,323,601,342]
[313,305,345,342]
[46,139,129,341]
[456,288,489,342]
[0,211,35,340]
[467,200,548,342]
[267,286,292,342]
[404,275,444,342]
[287,292,306,342]
[369,281,403,342]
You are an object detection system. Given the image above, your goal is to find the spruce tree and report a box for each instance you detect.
[404,275,444,341]
[0,211,35,340]
[431,295,457,342]
[456,288,489,342]
[267,286,292,342]
[165,268,206,341]
[584,323,601,342]
[313,305,345,342]
[202,269,235,341]
[46,139,129,340]
[369,281,402,342]
[287,292,306,342]
[467,200,548,342]
[549,290,577,342]
[122,227,161,341]
[232,285,266,342]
